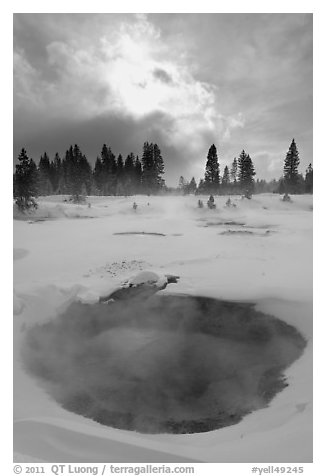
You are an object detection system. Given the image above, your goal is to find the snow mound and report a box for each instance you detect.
[126,271,167,288]
[99,271,180,303]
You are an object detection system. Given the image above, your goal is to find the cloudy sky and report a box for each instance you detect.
[13,13,312,185]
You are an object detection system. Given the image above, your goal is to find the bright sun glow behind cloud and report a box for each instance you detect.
[95,15,244,154]
[101,19,212,117]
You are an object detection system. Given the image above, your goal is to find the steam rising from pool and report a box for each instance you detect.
[22,294,306,434]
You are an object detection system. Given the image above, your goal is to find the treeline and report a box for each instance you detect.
[13,141,166,207]
[13,137,313,211]
[177,139,313,196]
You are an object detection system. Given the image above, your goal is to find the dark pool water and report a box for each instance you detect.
[22,294,306,434]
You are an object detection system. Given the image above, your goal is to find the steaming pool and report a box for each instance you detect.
[22,293,306,435]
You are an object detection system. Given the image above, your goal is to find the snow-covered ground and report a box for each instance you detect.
[13,193,313,463]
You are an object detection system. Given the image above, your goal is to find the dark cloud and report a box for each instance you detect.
[13,110,199,184]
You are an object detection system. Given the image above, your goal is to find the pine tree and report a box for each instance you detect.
[222,166,230,185]
[79,151,92,195]
[187,177,197,194]
[230,158,238,184]
[238,150,256,194]
[38,152,53,195]
[116,154,124,179]
[51,153,62,193]
[305,163,313,194]
[141,142,165,194]
[197,179,206,195]
[116,154,125,195]
[124,153,135,176]
[220,165,230,194]
[101,144,117,195]
[178,176,186,194]
[63,146,74,194]
[93,157,103,194]
[134,156,142,193]
[60,149,70,194]
[204,144,220,193]
[153,143,165,191]
[14,148,39,210]
[124,153,136,195]
[237,150,247,185]
[283,139,300,193]
[64,144,91,201]
[141,142,154,194]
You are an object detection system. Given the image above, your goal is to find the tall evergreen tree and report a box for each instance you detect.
[51,152,63,193]
[204,144,220,193]
[116,154,125,195]
[197,178,206,195]
[178,176,186,194]
[134,156,142,193]
[222,166,230,185]
[63,145,74,194]
[124,153,135,176]
[238,150,256,193]
[187,177,197,194]
[93,156,103,194]
[116,154,124,179]
[305,163,313,193]
[283,139,300,193]
[101,144,117,195]
[78,150,92,195]
[14,148,39,210]
[153,143,165,191]
[230,158,238,184]
[38,152,53,195]
[123,153,136,194]
[64,144,91,201]
[141,142,165,193]
[141,142,154,193]
[60,148,70,193]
